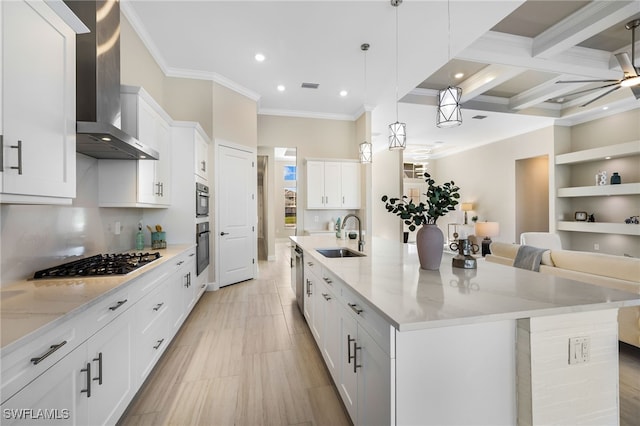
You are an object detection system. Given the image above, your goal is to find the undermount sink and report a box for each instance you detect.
[316,248,366,258]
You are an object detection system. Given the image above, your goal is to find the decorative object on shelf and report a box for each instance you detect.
[588,213,596,222]
[449,238,479,269]
[475,221,500,256]
[388,0,406,151]
[611,172,621,184]
[471,215,478,223]
[359,43,372,163]
[382,172,460,269]
[596,170,608,186]
[624,216,639,224]
[575,211,588,221]
[461,203,473,224]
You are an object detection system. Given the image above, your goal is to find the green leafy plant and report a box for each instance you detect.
[471,215,478,223]
[381,173,460,231]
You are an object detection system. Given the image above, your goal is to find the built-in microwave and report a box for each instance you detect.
[196,183,209,217]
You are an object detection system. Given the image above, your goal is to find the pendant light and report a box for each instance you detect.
[436,0,462,128]
[359,43,372,163]
[388,0,406,150]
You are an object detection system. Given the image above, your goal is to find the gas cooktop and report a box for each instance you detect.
[33,252,162,279]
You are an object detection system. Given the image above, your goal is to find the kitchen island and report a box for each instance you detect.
[291,235,640,426]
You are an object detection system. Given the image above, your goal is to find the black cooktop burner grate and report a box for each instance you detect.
[33,252,162,279]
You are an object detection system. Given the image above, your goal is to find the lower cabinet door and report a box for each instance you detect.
[356,326,391,426]
[0,346,88,425]
[338,310,358,423]
[322,285,340,382]
[87,308,134,426]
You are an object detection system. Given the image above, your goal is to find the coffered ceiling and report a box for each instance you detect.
[121,0,640,160]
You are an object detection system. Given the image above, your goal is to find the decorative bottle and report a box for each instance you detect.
[136,224,144,250]
[610,172,621,184]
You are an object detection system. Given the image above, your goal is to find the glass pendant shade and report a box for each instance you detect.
[388,121,406,150]
[436,86,462,128]
[359,141,372,163]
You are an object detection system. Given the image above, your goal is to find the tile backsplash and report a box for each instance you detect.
[1,154,142,287]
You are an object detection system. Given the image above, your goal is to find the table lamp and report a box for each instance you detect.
[461,203,473,224]
[475,221,499,256]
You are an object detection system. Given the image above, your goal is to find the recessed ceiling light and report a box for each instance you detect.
[605,156,612,160]
[602,106,609,110]
[101,137,111,141]
[255,53,266,62]
[454,72,464,79]
[339,90,348,97]
[277,85,285,92]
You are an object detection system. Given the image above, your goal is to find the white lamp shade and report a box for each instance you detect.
[359,141,372,163]
[388,121,406,150]
[475,221,499,238]
[436,86,462,128]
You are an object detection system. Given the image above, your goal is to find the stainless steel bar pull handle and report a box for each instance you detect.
[348,303,363,315]
[153,338,165,350]
[201,160,206,172]
[108,299,128,311]
[347,334,355,364]
[81,362,91,397]
[322,293,331,301]
[323,277,332,284]
[93,352,103,385]
[353,343,362,373]
[153,302,164,311]
[30,340,67,365]
[10,140,22,175]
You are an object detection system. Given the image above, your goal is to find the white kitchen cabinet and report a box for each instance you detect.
[306,160,360,209]
[194,130,209,181]
[0,0,79,204]
[98,86,172,208]
[1,345,88,425]
[86,307,134,426]
[170,250,198,332]
[338,308,358,421]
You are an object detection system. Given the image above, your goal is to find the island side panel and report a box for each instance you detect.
[395,319,517,426]
[517,309,620,426]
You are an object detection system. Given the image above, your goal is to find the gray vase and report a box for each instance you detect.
[416,224,444,270]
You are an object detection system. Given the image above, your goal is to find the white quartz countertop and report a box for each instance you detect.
[291,236,640,331]
[0,244,195,351]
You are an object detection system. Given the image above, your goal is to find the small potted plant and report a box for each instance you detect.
[382,173,460,269]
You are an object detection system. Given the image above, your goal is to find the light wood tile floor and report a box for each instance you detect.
[119,241,640,426]
[118,242,351,426]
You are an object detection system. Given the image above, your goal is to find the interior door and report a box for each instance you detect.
[218,144,256,286]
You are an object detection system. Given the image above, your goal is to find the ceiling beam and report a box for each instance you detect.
[459,64,526,103]
[532,0,640,58]
[508,76,593,110]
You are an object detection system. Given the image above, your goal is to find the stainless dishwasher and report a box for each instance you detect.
[292,245,304,314]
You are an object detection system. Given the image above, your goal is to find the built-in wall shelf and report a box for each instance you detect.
[557,183,640,197]
[555,140,640,165]
[557,221,640,236]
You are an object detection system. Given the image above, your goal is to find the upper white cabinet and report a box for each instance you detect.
[0,0,80,204]
[99,86,172,208]
[306,160,360,209]
[194,131,209,181]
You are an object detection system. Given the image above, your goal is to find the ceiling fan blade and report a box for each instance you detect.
[615,52,638,77]
[581,86,621,107]
[556,79,619,83]
[631,85,640,100]
[555,82,622,99]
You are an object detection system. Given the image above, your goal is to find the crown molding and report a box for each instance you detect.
[258,108,355,121]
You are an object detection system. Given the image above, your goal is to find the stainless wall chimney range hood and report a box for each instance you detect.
[65,0,158,160]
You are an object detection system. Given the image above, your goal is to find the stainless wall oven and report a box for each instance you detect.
[196,183,209,217]
[196,222,210,276]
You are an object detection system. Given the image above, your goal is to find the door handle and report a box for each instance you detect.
[220,232,229,236]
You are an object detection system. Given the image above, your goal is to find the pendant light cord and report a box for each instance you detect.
[395,3,399,121]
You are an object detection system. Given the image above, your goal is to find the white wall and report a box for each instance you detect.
[434,126,556,244]
[372,149,404,241]
[1,155,142,287]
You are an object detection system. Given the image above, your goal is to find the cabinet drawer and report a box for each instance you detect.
[136,279,171,335]
[84,287,133,338]
[319,267,343,295]
[341,286,393,357]
[135,307,171,384]
[304,256,321,279]
[1,320,80,404]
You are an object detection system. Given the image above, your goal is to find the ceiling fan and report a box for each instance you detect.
[554,18,640,107]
